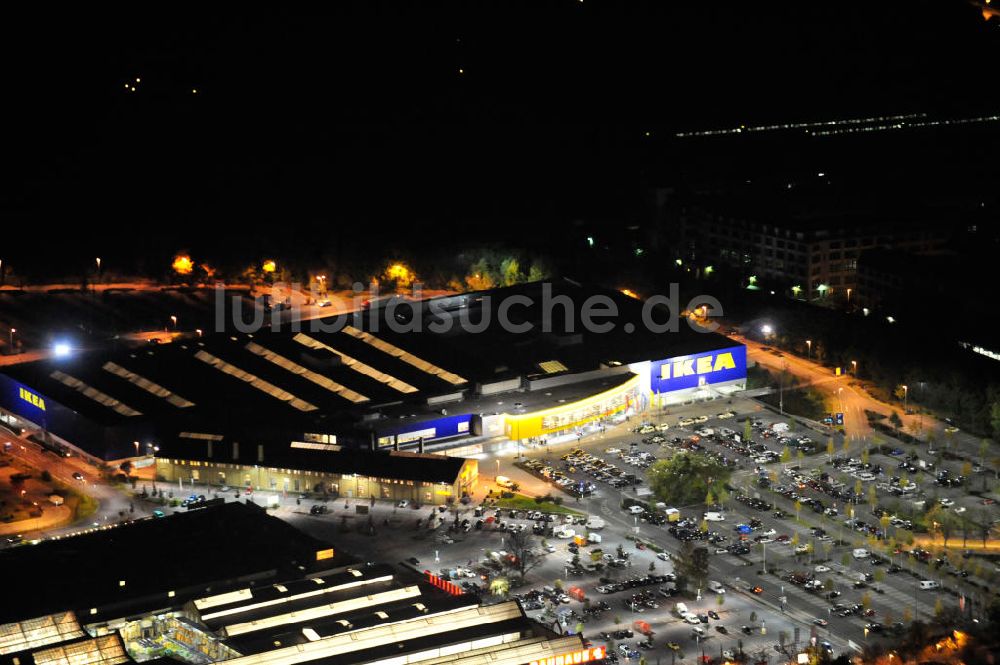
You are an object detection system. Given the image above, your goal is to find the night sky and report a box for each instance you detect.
[2,2,998,276]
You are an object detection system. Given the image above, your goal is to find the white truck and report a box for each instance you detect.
[585,516,606,530]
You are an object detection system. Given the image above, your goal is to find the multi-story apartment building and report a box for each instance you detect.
[676,193,950,299]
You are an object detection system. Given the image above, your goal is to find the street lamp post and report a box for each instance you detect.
[170,315,177,329]
[778,362,787,415]
[805,340,811,359]
[8,328,14,350]
[851,360,857,375]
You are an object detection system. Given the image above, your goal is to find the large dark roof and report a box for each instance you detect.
[0,502,340,624]
[1,281,736,452]
[362,280,736,382]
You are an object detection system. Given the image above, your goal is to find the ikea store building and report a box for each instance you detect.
[0,281,745,503]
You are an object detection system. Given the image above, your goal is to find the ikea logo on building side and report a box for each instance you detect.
[650,346,746,394]
[19,387,46,411]
[659,352,737,379]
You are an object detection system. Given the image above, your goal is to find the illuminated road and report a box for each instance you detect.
[0,424,147,541]
[727,334,871,451]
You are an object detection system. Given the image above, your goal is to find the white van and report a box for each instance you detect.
[919,580,940,590]
[852,548,870,559]
[588,533,603,544]
[585,517,606,530]
[703,511,725,522]
[708,580,726,594]
[674,602,689,617]
[496,476,513,489]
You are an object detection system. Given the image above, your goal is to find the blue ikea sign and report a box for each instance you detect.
[378,413,472,447]
[649,345,747,394]
[0,375,50,417]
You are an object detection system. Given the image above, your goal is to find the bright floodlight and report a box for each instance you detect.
[53,342,71,358]
[761,324,773,335]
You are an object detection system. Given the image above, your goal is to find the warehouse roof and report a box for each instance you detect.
[0,502,341,625]
[1,280,738,457]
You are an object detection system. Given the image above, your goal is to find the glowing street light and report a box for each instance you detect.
[8,328,14,348]
[262,259,277,274]
[170,315,177,329]
[805,339,812,358]
[53,342,71,358]
[96,257,101,272]
[851,360,857,374]
[195,329,203,337]
[748,275,757,285]
[761,324,773,336]
[791,284,802,297]
[172,255,194,275]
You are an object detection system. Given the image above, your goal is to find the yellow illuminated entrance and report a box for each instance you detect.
[504,374,641,440]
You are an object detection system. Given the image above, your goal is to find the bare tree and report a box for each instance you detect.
[504,528,546,581]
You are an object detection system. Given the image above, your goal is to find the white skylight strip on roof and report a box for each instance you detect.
[199,574,395,622]
[48,371,143,417]
[222,586,422,637]
[290,442,341,451]
[193,350,318,412]
[216,602,515,665]
[292,333,418,393]
[341,326,466,385]
[179,432,225,441]
[193,589,253,611]
[102,362,195,408]
[244,342,368,403]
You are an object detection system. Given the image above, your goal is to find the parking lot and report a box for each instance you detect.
[148,391,997,663]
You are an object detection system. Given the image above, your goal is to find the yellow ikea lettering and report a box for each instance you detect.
[19,387,46,411]
[672,359,695,376]
[660,351,738,382]
[713,352,735,371]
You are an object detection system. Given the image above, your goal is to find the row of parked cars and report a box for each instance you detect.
[520,456,596,496]
[595,572,672,594]
[560,447,640,489]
